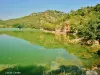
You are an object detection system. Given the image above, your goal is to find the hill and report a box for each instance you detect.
[1,10,67,30]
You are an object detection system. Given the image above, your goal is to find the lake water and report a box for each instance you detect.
[0,29,82,67]
[0,34,80,65]
[1,29,96,75]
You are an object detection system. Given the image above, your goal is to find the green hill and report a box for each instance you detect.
[2,10,67,30]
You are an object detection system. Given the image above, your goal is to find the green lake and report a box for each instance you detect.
[0,28,99,75]
[0,29,81,65]
[0,34,80,65]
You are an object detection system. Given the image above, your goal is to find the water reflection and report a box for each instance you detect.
[0,30,99,73]
[0,34,81,67]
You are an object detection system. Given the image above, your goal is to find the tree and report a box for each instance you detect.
[13,24,24,29]
[94,4,100,12]
[82,20,99,44]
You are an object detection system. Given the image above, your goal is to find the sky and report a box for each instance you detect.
[0,0,100,20]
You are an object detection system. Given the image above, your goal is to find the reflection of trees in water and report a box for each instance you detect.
[0,31,99,69]
[45,65,85,75]
[55,56,82,67]
[55,34,70,44]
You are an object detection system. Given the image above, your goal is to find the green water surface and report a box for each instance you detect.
[0,29,81,67]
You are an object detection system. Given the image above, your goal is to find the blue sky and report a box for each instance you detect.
[0,0,99,20]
